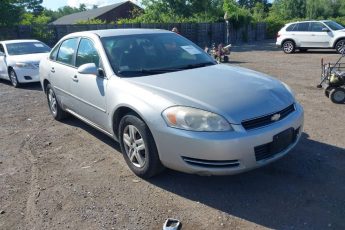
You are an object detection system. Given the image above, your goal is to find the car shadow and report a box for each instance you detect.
[232,40,279,52]
[60,117,121,152]
[0,79,42,91]
[147,133,345,229]
[55,116,345,229]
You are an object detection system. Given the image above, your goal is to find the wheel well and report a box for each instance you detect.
[333,38,345,48]
[7,66,13,74]
[282,39,296,46]
[112,107,141,139]
[43,79,50,93]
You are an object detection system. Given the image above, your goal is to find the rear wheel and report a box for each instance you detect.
[329,88,345,104]
[119,113,164,178]
[9,69,20,88]
[282,40,295,54]
[46,84,68,120]
[335,39,345,54]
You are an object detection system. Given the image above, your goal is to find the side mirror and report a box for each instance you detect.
[78,63,98,75]
[0,51,5,57]
[322,28,330,32]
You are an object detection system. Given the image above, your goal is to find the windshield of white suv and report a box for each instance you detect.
[6,42,51,55]
[324,21,344,31]
[101,33,216,77]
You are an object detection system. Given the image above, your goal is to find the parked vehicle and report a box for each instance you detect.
[40,29,304,178]
[0,39,50,87]
[276,20,345,54]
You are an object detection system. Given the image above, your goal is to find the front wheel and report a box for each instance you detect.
[282,40,295,54]
[119,113,164,178]
[329,88,345,104]
[335,39,345,54]
[9,70,20,88]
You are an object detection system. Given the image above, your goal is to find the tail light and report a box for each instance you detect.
[277,33,281,38]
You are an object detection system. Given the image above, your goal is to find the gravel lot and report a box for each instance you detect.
[0,41,344,230]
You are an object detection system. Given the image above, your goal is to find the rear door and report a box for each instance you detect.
[71,38,108,129]
[0,43,8,79]
[308,22,333,48]
[51,38,79,110]
[292,22,311,47]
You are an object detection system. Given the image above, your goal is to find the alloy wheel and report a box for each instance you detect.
[10,71,18,87]
[123,125,146,168]
[283,41,294,53]
[48,88,57,116]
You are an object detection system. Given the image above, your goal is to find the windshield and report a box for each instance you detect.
[6,42,51,55]
[101,33,216,77]
[324,21,344,31]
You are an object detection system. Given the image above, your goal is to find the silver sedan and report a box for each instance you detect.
[39,29,304,178]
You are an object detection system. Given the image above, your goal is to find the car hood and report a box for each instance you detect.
[125,64,294,124]
[7,53,49,64]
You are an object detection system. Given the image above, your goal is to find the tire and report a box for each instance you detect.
[46,84,68,120]
[299,48,308,53]
[119,113,164,178]
[335,39,345,54]
[9,69,20,88]
[223,56,229,63]
[282,40,295,54]
[329,88,345,104]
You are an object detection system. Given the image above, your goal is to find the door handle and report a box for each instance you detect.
[50,67,55,73]
[72,75,78,82]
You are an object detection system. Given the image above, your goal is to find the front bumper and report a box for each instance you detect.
[13,67,40,83]
[153,103,304,176]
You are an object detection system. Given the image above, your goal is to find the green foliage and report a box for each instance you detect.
[223,0,252,26]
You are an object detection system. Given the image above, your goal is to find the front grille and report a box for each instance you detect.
[242,104,295,130]
[182,157,240,168]
[254,127,300,161]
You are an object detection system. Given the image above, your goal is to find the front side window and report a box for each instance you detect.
[310,22,327,32]
[6,42,50,55]
[56,38,79,66]
[102,33,216,77]
[76,38,100,68]
[295,22,310,32]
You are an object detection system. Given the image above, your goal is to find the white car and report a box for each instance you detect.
[0,39,50,87]
[276,20,345,54]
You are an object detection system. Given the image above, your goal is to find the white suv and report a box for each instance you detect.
[276,20,345,54]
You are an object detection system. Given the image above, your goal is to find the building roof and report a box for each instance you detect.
[52,1,135,25]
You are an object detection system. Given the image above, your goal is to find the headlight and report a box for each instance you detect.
[15,62,35,69]
[162,106,233,132]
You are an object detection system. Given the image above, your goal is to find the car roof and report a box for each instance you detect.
[65,28,172,39]
[1,39,41,44]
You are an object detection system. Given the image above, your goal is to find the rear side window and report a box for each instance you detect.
[49,44,60,60]
[286,24,297,31]
[56,38,79,66]
[295,22,310,32]
[76,38,100,68]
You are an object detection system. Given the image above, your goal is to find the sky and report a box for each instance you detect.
[42,0,139,10]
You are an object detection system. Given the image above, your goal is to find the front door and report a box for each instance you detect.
[0,44,8,79]
[71,38,108,130]
[308,22,333,48]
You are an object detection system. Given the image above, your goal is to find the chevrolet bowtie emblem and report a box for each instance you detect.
[271,113,281,121]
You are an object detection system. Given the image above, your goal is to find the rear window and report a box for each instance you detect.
[6,42,51,55]
[286,24,297,31]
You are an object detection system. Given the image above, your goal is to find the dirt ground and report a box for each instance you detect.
[1,41,344,230]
